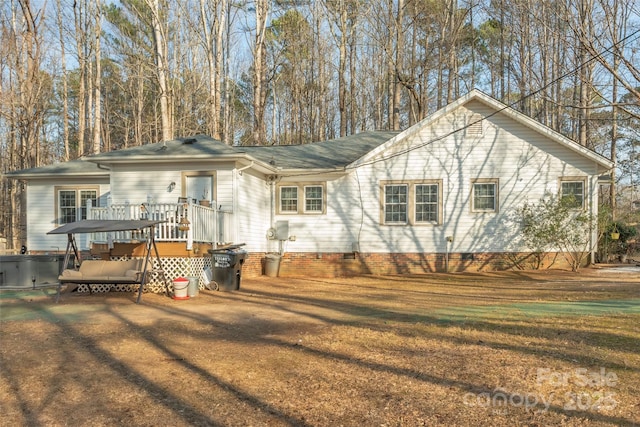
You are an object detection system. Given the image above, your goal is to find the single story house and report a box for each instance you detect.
[5,90,614,278]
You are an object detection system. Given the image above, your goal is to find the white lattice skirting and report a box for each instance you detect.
[75,256,213,294]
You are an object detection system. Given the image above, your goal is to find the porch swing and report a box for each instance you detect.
[48,219,171,303]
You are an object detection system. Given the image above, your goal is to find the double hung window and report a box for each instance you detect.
[560,178,585,209]
[471,179,499,213]
[382,180,442,225]
[57,187,99,224]
[278,183,325,214]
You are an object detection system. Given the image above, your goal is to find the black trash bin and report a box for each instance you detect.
[208,246,248,291]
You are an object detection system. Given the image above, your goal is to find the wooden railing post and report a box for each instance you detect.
[212,201,218,246]
[186,199,193,250]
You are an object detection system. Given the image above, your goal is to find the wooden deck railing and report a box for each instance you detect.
[87,200,233,249]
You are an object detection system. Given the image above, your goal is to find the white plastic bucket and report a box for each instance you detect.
[172,277,189,300]
[187,276,199,297]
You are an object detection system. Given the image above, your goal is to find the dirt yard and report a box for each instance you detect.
[1,267,639,426]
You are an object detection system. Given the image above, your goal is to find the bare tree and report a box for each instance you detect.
[323,0,367,136]
[146,0,172,141]
[55,0,70,160]
[73,0,89,156]
[92,0,102,154]
[252,0,270,145]
[1,0,48,248]
[196,0,227,141]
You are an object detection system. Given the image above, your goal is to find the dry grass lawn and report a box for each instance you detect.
[1,267,639,426]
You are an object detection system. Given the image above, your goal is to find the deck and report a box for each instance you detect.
[87,200,233,250]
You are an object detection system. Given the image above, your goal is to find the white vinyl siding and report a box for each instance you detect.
[235,170,270,251]
[27,181,109,251]
[108,165,233,211]
[347,100,600,254]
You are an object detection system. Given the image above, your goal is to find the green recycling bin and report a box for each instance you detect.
[208,246,248,291]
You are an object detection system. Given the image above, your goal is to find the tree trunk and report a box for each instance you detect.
[392,0,404,130]
[56,0,70,161]
[147,0,172,142]
[91,0,102,154]
[73,0,87,156]
[252,0,269,145]
[338,5,347,137]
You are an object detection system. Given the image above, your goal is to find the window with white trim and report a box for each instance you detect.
[471,179,499,212]
[280,186,298,213]
[381,180,442,225]
[57,187,99,224]
[277,183,326,214]
[560,179,585,209]
[304,185,323,213]
[384,184,408,223]
[415,184,439,223]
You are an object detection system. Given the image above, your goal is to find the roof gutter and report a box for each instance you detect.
[236,161,254,176]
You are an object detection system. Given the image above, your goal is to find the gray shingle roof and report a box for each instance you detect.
[240,131,400,169]
[3,159,108,178]
[86,135,239,160]
[5,131,401,178]
[81,131,400,170]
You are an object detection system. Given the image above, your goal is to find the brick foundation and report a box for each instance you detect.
[242,251,585,278]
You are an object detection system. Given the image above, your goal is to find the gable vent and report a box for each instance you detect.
[466,114,484,137]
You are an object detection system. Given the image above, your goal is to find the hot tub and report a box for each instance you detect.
[0,255,65,289]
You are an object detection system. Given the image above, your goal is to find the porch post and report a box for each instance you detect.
[85,198,93,219]
[186,199,193,251]
[213,201,218,248]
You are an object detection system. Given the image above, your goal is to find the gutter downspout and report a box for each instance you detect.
[237,161,254,176]
[270,176,276,253]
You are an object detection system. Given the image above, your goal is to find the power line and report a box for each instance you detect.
[271,25,640,179]
[349,27,640,170]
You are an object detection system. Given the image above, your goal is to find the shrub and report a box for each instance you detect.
[516,194,594,272]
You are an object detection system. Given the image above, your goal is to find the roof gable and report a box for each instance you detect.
[349,89,613,172]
